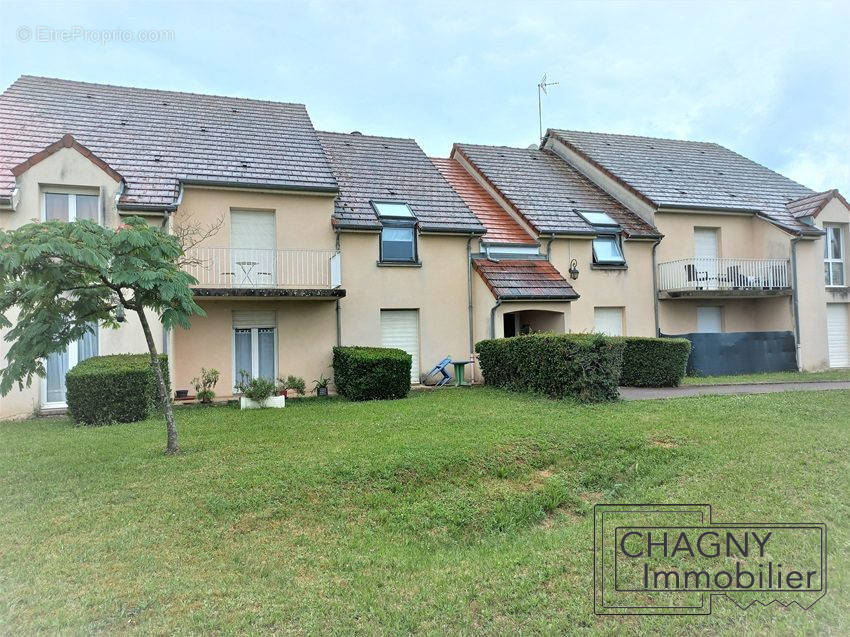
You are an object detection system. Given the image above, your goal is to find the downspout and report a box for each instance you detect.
[790,235,803,370]
[651,238,662,336]
[467,237,474,361]
[335,229,342,347]
[489,299,503,339]
[544,236,555,260]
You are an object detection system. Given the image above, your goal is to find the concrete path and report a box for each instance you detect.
[619,380,850,401]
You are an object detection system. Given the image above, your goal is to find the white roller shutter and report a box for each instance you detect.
[381,310,420,383]
[594,307,623,336]
[827,304,849,367]
[233,310,276,329]
[697,306,723,333]
[231,211,277,286]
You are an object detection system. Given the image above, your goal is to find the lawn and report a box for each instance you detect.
[1,388,848,635]
[682,369,850,385]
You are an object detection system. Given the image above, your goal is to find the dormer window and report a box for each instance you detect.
[373,201,418,263]
[577,210,625,266]
[42,190,100,223]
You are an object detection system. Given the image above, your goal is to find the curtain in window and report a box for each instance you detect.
[77,325,99,361]
[45,193,69,221]
[46,350,68,403]
[257,328,275,379]
[234,329,252,382]
[75,195,99,221]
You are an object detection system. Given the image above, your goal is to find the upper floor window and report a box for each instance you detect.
[824,224,845,287]
[43,191,100,223]
[373,201,418,263]
[578,209,626,266]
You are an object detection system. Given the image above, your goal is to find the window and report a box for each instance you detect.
[373,200,417,263]
[44,323,98,405]
[233,311,276,387]
[578,209,626,266]
[42,191,100,223]
[594,307,624,336]
[824,224,845,287]
[697,306,723,333]
[592,235,625,265]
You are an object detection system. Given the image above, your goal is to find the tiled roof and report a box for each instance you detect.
[472,258,578,300]
[548,129,821,235]
[785,189,849,219]
[430,157,535,245]
[317,131,484,234]
[0,75,337,208]
[454,143,660,238]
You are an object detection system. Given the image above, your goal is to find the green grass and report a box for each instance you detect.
[682,369,850,385]
[1,388,848,635]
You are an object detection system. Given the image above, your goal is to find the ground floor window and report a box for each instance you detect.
[44,324,98,405]
[380,309,420,383]
[594,307,624,336]
[696,306,723,333]
[233,310,277,385]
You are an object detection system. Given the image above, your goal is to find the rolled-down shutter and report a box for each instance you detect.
[381,310,420,383]
[594,307,623,336]
[827,304,849,368]
[233,310,276,329]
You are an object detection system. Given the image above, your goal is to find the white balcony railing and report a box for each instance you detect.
[658,258,790,294]
[183,247,341,289]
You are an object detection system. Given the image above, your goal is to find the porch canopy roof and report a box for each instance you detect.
[472,258,578,301]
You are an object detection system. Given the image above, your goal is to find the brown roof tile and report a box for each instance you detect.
[0,75,337,208]
[454,143,659,238]
[785,189,849,218]
[317,131,484,234]
[472,258,578,300]
[430,157,535,245]
[548,129,823,235]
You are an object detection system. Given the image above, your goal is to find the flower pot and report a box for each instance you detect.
[175,389,189,399]
[316,387,329,397]
[240,395,286,409]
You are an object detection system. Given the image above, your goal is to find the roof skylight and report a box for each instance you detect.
[577,210,618,227]
[372,201,415,218]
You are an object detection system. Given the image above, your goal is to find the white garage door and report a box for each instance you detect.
[381,310,420,383]
[594,307,623,336]
[827,304,849,367]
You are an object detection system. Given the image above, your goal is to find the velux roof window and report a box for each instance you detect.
[373,201,418,263]
[577,209,626,266]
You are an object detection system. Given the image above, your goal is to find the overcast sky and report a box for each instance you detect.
[2,0,848,194]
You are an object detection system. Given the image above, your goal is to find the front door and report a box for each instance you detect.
[43,327,98,406]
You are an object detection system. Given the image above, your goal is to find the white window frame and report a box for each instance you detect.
[40,187,102,224]
[40,325,99,408]
[232,325,278,390]
[824,224,845,288]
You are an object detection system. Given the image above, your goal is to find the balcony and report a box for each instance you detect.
[182,247,344,299]
[657,258,791,299]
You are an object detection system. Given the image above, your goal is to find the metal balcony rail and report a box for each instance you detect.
[658,257,790,292]
[183,247,341,289]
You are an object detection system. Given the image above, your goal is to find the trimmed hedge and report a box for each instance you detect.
[332,346,411,401]
[618,337,691,387]
[66,354,169,425]
[475,333,625,402]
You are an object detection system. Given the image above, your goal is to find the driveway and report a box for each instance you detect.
[620,380,850,400]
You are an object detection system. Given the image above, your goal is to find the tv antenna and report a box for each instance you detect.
[537,73,559,141]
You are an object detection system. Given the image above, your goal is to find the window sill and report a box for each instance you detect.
[590,263,628,271]
[377,260,422,268]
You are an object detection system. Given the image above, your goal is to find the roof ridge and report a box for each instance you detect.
[317,129,416,143]
[9,75,307,109]
[551,128,718,147]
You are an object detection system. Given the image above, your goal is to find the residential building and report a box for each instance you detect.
[0,76,847,418]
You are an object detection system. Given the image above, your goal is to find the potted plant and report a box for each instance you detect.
[313,374,330,397]
[191,367,220,404]
[235,370,284,409]
[278,375,306,398]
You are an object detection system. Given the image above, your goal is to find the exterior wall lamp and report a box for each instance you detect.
[568,258,579,280]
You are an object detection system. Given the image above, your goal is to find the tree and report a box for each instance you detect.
[0,217,205,454]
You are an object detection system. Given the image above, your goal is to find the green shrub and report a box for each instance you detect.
[279,375,306,396]
[333,346,411,401]
[618,337,691,387]
[475,333,624,402]
[66,354,169,425]
[192,367,220,403]
[235,371,277,405]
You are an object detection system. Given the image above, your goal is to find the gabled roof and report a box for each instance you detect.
[472,258,578,300]
[0,75,337,209]
[11,133,123,182]
[454,143,660,239]
[547,129,823,235]
[317,131,485,234]
[430,157,535,245]
[785,189,850,219]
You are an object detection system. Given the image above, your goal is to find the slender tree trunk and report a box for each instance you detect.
[135,305,178,454]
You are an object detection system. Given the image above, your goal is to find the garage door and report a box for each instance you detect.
[594,307,623,336]
[827,304,849,367]
[381,310,419,383]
